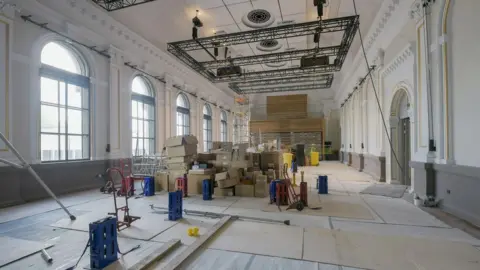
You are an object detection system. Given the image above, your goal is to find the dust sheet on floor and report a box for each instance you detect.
[50,210,178,241]
[303,227,480,270]
[360,184,408,198]
[0,236,53,267]
[151,216,219,245]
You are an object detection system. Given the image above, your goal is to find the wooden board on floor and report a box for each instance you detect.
[206,220,304,260]
[0,236,53,267]
[50,211,178,241]
[303,227,480,270]
[162,216,233,270]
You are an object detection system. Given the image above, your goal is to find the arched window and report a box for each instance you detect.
[220,111,228,142]
[131,76,155,156]
[40,41,90,162]
[176,93,190,135]
[203,104,213,152]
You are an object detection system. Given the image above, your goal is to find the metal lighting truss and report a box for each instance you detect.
[216,65,337,83]
[201,46,340,69]
[169,15,358,51]
[235,74,334,94]
[229,74,333,93]
[91,0,158,12]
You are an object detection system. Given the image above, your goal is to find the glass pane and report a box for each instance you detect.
[138,102,144,119]
[132,100,138,118]
[41,77,58,104]
[41,134,59,161]
[68,135,82,160]
[60,135,66,160]
[208,120,212,129]
[60,108,66,133]
[176,94,185,107]
[82,136,89,158]
[138,120,144,137]
[149,139,155,154]
[41,42,82,74]
[185,125,190,135]
[41,105,59,133]
[177,126,182,136]
[143,103,149,120]
[149,120,155,138]
[203,119,207,130]
[132,76,150,96]
[144,121,150,138]
[144,139,150,155]
[68,109,82,134]
[132,119,138,137]
[132,138,137,155]
[146,104,154,120]
[177,112,183,126]
[59,82,66,106]
[82,110,89,134]
[136,139,144,155]
[68,84,82,108]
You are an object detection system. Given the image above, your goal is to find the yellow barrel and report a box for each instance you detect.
[310,152,319,166]
[283,153,293,169]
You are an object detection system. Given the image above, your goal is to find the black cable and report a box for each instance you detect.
[351,0,407,180]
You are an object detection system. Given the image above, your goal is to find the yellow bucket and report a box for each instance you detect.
[310,152,319,166]
[283,153,293,168]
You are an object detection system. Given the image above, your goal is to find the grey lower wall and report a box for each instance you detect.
[351,152,364,172]
[0,160,109,208]
[411,161,480,227]
[364,154,386,182]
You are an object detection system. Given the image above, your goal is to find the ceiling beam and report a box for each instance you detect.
[169,15,359,51]
[230,74,333,88]
[201,46,340,69]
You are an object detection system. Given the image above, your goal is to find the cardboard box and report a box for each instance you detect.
[167,144,197,157]
[235,184,255,197]
[189,168,215,175]
[167,162,190,170]
[187,173,214,194]
[155,172,169,191]
[197,153,215,162]
[212,142,233,151]
[215,172,228,181]
[215,152,232,161]
[165,135,198,147]
[214,187,232,197]
[167,156,195,164]
[256,175,267,183]
[231,160,248,168]
[217,177,239,188]
[255,180,268,198]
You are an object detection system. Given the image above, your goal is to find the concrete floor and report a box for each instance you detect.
[0,162,479,270]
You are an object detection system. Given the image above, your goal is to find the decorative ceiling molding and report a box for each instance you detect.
[335,0,410,103]
[30,0,235,103]
[381,44,414,79]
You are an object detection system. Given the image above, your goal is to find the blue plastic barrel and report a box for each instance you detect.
[317,175,328,194]
[143,177,155,196]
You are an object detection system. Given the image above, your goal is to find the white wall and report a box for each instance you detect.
[0,0,234,165]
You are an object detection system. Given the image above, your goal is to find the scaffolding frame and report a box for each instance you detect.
[233,96,251,145]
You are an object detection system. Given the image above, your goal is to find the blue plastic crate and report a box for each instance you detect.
[168,190,183,221]
[89,217,118,269]
[202,179,212,200]
[317,175,328,194]
[143,177,155,196]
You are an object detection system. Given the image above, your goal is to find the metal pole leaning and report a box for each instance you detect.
[0,132,76,220]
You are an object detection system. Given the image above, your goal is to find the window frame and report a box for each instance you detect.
[39,41,91,163]
[176,93,190,136]
[203,104,213,152]
[131,76,156,157]
[220,110,228,142]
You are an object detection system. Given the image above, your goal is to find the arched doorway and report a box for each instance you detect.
[390,88,411,186]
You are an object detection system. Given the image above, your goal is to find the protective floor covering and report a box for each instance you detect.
[50,210,178,241]
[262,196,374,220]
[303,227,480,270]
[360,184,408,198]
[152,216,219,245]
[206,220,304,260]
[0,236,53,267]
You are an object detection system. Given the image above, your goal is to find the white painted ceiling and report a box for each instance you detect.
[107,0,384,99]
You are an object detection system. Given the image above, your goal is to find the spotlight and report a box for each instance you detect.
[313,27,321,43]
[192,27,198,39]
[192,10,203,27]
[313,0,326,17]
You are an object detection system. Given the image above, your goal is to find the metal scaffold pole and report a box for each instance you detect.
[0,132,76,220]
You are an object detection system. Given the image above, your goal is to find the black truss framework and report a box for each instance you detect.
[91,0,157,12]
[169,15,358,51]
[230,74,333,89]
[216,65,338,83]
[235,75,334,94]
[167,15,359,92]
[201,46,339,69]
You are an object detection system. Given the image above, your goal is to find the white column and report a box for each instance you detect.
[165,75,175,137]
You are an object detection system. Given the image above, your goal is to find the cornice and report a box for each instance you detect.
[381,44,414,79]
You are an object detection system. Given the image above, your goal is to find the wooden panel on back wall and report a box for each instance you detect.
[266,94,307,119]
[249,118,324,133]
